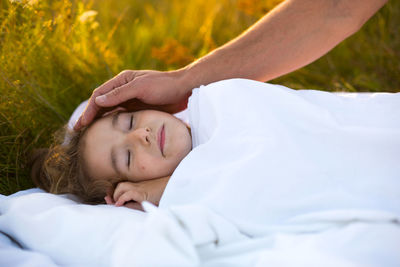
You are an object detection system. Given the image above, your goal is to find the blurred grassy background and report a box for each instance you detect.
[0,0,399,195]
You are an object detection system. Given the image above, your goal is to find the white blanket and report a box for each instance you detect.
[3,189,399,266]
[1,79,399,266]
[161,78,400,234]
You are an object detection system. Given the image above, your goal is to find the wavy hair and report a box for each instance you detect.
[29,124,123,204]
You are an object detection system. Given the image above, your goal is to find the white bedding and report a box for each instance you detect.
[161,79,400,234]
[1,78,399,266]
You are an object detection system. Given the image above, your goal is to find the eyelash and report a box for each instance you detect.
[127,114,133,168]
[129,114,133,129]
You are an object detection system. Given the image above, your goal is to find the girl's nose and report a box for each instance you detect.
[126,127,152,146]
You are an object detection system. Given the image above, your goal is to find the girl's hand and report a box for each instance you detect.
[104,176,170,210]
[104,194,143,210]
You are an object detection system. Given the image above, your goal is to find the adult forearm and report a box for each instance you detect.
[179,0,387,90]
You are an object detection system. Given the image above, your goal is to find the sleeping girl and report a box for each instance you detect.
[30,109,192,209]
[30,78,400,217]
[13,77,400,267]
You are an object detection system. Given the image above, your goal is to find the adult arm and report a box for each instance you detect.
[75,0,387,130]
[181,0,388,86]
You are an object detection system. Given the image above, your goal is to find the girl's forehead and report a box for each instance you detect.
[81,119,118,180]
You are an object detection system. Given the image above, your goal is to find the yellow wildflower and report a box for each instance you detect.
[79,10,98,24]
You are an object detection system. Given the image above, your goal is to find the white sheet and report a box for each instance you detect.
[161,79,400,234]
[1,79,399,266]
[0,189,204,266]
[1,191,399,266]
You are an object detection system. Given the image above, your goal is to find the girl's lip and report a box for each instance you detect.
[158,124,165,156]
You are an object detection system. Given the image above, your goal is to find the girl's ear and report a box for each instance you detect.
[101,106,127,117]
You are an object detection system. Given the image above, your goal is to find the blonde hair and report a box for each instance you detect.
[29,125,123,204]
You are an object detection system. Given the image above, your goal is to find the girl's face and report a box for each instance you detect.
[82,110,192,183]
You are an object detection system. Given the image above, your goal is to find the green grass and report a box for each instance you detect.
[0,0,399,195]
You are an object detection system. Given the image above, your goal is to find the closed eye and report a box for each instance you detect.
[127,150,131,168]
[129,114,133,129]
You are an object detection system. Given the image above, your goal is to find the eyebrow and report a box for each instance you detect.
[110,112,123,177]
[112,112,119,129]
[111,147,123,178]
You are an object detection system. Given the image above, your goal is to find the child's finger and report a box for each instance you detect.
[115,191,140,207]
[104,195,114,205]
[113,182,132,202]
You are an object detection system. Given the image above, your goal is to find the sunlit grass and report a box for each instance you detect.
[0,0,398,195]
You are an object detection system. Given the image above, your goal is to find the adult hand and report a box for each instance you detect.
[74,0,388,132]
[74,69,192,131]
[104,176,170,211]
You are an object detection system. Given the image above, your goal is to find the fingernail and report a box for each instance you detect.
[96,95,106,104]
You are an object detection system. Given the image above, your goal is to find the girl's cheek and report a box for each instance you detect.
[133,156,146,172]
